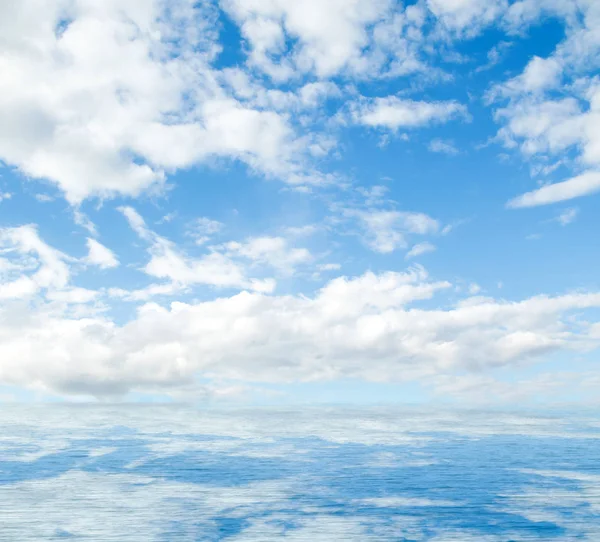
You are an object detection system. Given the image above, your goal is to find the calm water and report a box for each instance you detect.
[1,406,599,540]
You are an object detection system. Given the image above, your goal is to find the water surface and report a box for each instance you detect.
[1,406,599,540]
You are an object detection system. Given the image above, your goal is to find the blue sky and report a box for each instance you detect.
[0,0,599,404]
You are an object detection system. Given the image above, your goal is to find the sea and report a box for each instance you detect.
[1,405,599,540]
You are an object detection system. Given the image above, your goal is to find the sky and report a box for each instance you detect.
[0,0,599,405]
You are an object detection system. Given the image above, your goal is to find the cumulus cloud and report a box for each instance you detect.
[427,0,508,36]
[221,0,392,79]
[0,225,105,309]
[114,206,317,301]
[84,238,119,270]
[494,86,600,169]
[491,56,563,97]
[351,97,467,131]
[1,0,599,405]
[119,207,276,295]
[1,250,600,398]
[0,225,71,300]
[498,77,600,208]
[346,209,441,254]
[223,236,313,275]
[0,0,332,203]
[491,2,600,204]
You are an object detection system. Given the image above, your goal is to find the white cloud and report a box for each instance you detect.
[351,96,467,131]
[318,263,342,272]
[475,41,512,72]
[84,238,119,270]
[34,194,55,203]
[187,217,223,245]
[108,282,185,303]
[0,225,105,312]
[0,1,193,202]
[157,212,178,225]
[490,56,563,98]
[284,224,320,237]
[0,276,38,301]
[1,254,600,398]
[429,370,600,405]
[224,236,312,275]
[427,0,508,35]
[223,70,341,114]
[491,2,600,203]
[468,283,482,295]
[354,210,406,253]
[0,1,331,203]
[1,0,600,405]
[556,207,579,226]
[47,287,98,305]
[145,247,277,294]
[117,207,314,297]
[517,56,563,93]
[72,210,97,236]
[0,225,71,300]
[406,242,437,260]
[503,0,594,39]
[494,84,600,170]
[367,4,432,78]
[494,97,582,157]
[347,209,440,254]
[119,207,275,294]
[428,138,459,155]
[507,171,600,208]
[221,0,392,79]
[119,206,153,240]
[0,192,12,202]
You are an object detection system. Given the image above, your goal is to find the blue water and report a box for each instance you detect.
[1,406,599,540]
